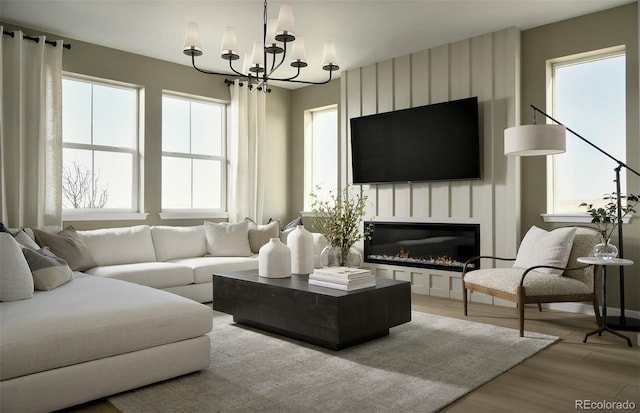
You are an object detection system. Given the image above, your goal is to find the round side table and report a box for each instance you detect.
[578,257,634,347]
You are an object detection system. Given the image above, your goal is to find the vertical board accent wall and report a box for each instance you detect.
[340,27,521,301]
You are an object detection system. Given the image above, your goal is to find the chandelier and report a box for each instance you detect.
[183,1,340,93]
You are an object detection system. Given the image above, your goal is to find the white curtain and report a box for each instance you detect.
[228,80,266,223]
[0,27,64,228]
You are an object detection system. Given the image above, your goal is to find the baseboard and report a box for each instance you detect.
[542,302,640,320]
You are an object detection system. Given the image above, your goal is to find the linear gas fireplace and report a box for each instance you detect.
[364,222,480,272]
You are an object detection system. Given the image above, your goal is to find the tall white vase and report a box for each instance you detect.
[258,238,291,278]
[289,225,314,275]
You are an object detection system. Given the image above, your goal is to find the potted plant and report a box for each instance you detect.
[580,192,639,259]
[310,185,374,267]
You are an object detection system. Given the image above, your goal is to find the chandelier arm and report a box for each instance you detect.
[227,59,248,78]
[190,54,247,79]
[269,69,334,85]
[267,40,288,79]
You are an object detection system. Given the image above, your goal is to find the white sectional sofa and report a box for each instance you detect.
[0,274,213,412]
[0,220,326,412]
[78,224,262,303]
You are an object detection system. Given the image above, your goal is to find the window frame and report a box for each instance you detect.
[159,91,228,219]
[62,74,145,221]
[304,105,339,212]
[543,46,626,222]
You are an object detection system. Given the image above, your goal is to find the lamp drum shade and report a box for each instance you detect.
[504,124,567,156]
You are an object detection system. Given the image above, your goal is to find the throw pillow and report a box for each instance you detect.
[14,230,40,250]
[33,226,97,271]
[151,225,207,261]
[246,219,280,253]
[513,226,577,276]
[0,233,34,301]
[204,221,252,257]
[23,247,74,291]
[284,216,303,230]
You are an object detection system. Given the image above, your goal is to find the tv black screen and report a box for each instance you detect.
[350,96,480,184]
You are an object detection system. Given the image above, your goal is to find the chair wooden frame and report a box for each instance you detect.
[462,256,602,337]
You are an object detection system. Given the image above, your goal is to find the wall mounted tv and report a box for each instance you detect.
[350,96,481,184]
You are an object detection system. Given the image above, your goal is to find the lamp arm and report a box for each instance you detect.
[530,105,640,178]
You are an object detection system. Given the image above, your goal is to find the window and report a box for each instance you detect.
[305,106,338,209]
[62,76,140,214]
[547,49,626,214]
[161,93,226,213]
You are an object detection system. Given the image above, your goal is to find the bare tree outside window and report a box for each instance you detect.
[62,161,109,209]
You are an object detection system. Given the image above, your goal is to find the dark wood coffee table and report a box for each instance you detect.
[212,270,411,350]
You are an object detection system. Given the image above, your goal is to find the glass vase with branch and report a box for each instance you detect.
[310,185,374,267]
[580,192,639,259]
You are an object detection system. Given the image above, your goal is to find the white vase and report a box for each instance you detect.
[258,238,291,278]
[288,225,314,275]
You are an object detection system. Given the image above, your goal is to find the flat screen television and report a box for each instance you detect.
[350,96,480,184]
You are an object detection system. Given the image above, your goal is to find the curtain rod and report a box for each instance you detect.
[3,30,71,50]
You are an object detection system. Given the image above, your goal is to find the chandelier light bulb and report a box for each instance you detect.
[275,3,295,42]
[290,37,308,68]
[250,42,265,72]
[265,18,284,54]
[321,41,339,71]
[220,26,239,60]
[183,22,203,56]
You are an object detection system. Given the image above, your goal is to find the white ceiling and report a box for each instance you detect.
[1,0,633,89]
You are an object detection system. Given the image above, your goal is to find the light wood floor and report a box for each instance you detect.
[60,295,639,413]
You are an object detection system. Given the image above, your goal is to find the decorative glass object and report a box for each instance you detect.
[320,245,362,268]
[593,235,618,260]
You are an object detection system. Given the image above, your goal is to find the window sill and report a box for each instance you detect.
[159,211,228,220]
[541,214,632,224]
[63,212,149,222]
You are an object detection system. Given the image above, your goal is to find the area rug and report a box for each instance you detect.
[109,311,557,413]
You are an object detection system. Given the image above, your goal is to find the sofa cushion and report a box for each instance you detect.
[33,226,97,271]
[204,221,252,257]
[79,225,157,266]
[22,247,74,291]
[151,225,207,261]
[513,226,577,276]
[247,220,280,253]
[0,276,213,381]
[0,233,34,302]
[83,262,194,289]
[464,267,591,296]
[170,256,259,284]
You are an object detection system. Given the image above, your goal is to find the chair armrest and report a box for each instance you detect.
[462,255,515,278]
[519,264,593,287]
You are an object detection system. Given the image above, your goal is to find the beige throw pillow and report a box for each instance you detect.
[513,226,577,276]
[33,226,97,271]
[23,247,74,291]
[204,221,252,257]
[247,220,280,253]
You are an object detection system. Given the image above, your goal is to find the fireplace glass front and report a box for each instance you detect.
[364,222,480,271]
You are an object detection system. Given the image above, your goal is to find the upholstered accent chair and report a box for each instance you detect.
[462,226,602,337]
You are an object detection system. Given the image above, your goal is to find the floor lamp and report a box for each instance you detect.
[504,104,640,332]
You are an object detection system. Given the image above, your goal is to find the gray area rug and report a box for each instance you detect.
[109,310,557,413]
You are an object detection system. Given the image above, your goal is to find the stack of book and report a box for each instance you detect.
[308,267,376,291]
